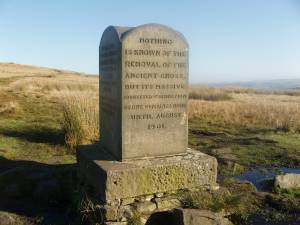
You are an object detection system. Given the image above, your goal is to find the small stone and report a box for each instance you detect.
[135,195,146,202]
[144,194,154,201]
[0,212,16,225]
[107,199,121,206]
[104,222,127,225]
[140,216,149,224]
[134,201,157,214]
[120,217,127,222]
[274,173,300,189]
[155,192,164,198]
[154,197,181,210]
[174,208,231,225]
[209,185,220,191]
[121,197,135,205]
[120,205,134,218]
[104,205,119,221]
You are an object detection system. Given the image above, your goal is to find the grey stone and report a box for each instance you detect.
[155,192,164,198]
[121,197,135,205]
[99,24,189,161]
[174,208,231,225]
[104,222,127,225]
[135,194,154,202]
[120,205,134,218]
[144,194,154,201]
[154,196,182,210]
[133,201,157,214]
[77,146,217,201]
[274,173,300,189]
[107,199,121,206]
[0,212,16,225]
[120,217,127,222]
[104,205,119,221]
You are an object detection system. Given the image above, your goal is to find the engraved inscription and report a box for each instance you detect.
[123,34,188,131]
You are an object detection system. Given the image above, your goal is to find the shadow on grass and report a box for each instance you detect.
[0,125,65,145]
[0,156,78,224]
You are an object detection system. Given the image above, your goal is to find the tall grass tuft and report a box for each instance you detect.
[61,91,99,151]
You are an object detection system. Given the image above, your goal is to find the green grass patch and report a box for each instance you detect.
[0,89,75,164]
[189,118,300,176]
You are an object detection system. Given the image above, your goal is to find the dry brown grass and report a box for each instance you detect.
[3,63,299,148]
[61,90,99,151]
[0,62,82,78]
[189,85,232,101]
[5,75,98,95]
[0,63,99,151]
[0,101,20,115]
[189,94,300,132]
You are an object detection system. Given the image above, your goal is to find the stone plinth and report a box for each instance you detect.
[77,145,217,202]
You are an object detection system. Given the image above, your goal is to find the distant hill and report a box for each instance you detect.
[0,62,95,78]
[213,79,300,91]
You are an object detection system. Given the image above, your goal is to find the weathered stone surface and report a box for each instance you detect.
[104,205,119,221]
[0,212,16,225]
[274,173,300,189]
[104,222,127,225]
[99,24,189,161]
[174,208,231,225]
[120,205,134,218]
[121,197,135,205]
[155,192,164,198]
[107,199,121,206]
[77,145,217,201]
[135,194,154,203]
[154,196,182,210]
[133,201,157,214]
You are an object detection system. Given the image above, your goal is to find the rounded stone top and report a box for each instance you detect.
[100,23,188,47]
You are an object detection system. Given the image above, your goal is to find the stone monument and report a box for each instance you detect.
[77,24,218,225]
[99,24,188,160]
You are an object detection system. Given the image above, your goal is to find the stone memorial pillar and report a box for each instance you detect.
[99,24,188,160]
[77,24,218,225]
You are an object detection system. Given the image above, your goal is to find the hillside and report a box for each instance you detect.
[0,62,92,78]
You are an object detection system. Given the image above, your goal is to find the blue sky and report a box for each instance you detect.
[0,0,300,83]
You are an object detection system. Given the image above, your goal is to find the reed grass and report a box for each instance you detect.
[61,91,99,151]
[189,97,300,132]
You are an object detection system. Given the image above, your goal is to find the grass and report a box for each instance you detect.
[189,85,232,101]
[180,181,259,222]
[61,91,99,151]
[275,187,300,198]
[189,97,300,132]
[189,119,300,177]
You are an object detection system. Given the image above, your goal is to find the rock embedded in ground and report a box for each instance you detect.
[154,196,182,211]
[0,212,16,225]
[133,201,157,214]
[274,173,300,189]
[173,208,231,225]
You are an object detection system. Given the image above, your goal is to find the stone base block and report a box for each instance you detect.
[77,145,217,202]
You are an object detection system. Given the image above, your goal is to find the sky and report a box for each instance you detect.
[0,0,300,83]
